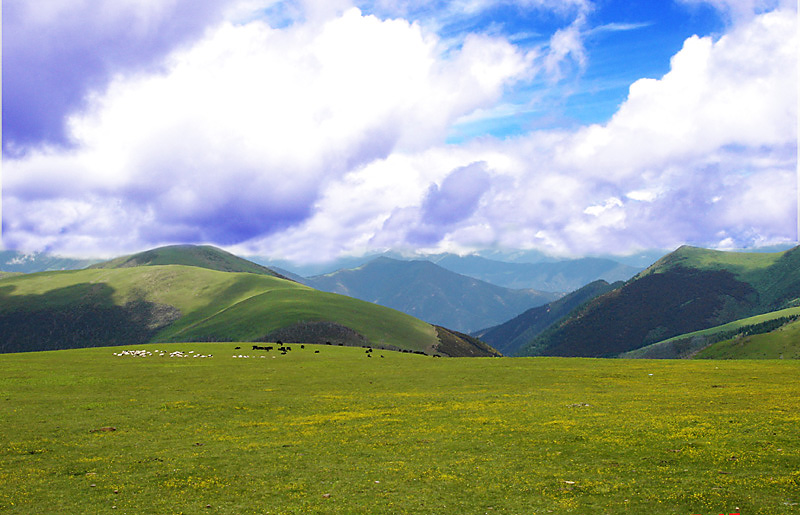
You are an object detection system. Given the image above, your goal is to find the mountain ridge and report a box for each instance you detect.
[303,256,561,333]
[476,279,621,356]
[430,254,641,291]
[517,245,800,357]
[88,244,288,279]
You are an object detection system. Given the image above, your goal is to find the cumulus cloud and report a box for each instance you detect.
[3,6,531,256]
[1,0,241,152]
[3,2,796,261]
[380,161,494,246]
[249,7,796,260]
[677,0,796,22]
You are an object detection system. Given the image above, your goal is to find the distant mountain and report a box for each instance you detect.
[0,245,498,357]
[518,245,800,357]
[0,250,98,273]
[253,250,645,291]
[430,254,641,291]
[303,257,561,333]
[249,253,386,277]
[476,280,620,356]
[89,244,287,279]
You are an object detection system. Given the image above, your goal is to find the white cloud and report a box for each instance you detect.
[3,6,531,256]
[249,7,797,260]
[3,3,796,261]
[678,0,795,22]
[544,13,589,80]
[561,8,797,176]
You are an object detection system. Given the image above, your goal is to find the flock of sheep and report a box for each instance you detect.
[112,349,213,358]
[111,346,312,359]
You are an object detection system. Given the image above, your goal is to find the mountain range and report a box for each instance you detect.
[3,243,799,360]
[252,252,643,291]
[301,257,561,333]
[0,245,498,357]
[427,254,641,291]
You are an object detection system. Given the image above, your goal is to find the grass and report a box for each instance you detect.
[622,306,800,359]
[88,244,282,277]
[645,246,785,277]
[695,318,800,359]
[1,344,798,514]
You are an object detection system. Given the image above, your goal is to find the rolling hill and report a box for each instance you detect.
[620,306,800,359]
[517,245,800,357]
[88,244,287,278]
[693,316,800,359]
[0,246,499,357]
[303,257,561,333]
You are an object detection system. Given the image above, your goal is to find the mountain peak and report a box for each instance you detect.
[640,244,794,278]
[88,244,287,278]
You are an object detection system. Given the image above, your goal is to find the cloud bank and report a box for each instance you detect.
[2,1,797,260]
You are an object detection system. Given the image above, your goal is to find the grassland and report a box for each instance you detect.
[643,245,785,277]
[1,345,797,514]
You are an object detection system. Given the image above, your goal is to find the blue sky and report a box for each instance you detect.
[2,0,797,262]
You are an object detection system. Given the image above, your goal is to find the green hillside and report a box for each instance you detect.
[0,264,492,356]
[694,317,800,359]
[518,245,800,357]
[88,244,286,278]
[641,244,784,276]
[621,306,800,359]
[642,245,800,310]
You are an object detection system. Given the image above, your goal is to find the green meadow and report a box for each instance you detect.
[1,344,798,514]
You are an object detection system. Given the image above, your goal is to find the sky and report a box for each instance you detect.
[2,0,798,263]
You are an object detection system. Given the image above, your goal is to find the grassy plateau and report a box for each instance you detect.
[1,344,798,514]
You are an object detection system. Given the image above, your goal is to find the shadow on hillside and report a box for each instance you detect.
[0,283,180,353]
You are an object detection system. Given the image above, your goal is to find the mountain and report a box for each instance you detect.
[89,244,287,278]
[430,254,641,291]
[252,249,645,291]
[0,250,99,273]
[249,253,386,277]
[303,257,561,333]
[0,246,499,357]
[518,245,800,357]
[475,280,620,356]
